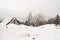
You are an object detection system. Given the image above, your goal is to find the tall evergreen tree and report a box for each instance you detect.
[54,14,60,26]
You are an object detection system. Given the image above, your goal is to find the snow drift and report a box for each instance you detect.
[0,24,60,40]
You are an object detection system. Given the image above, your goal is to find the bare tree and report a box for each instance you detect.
[32,14,46,26]
[35,14,45,26]
[25,12,32,26]
[25,13,46,26]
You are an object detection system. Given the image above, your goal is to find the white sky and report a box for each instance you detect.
[0,0,60,19]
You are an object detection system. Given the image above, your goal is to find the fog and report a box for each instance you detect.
[0,0,60,19]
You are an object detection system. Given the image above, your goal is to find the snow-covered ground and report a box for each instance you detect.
[0,24,60,40]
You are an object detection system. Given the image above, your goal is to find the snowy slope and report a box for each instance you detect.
[0,24,60,40]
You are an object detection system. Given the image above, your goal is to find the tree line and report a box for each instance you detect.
[47,14,60,26]
[0,13,60,27]
[24,13,60,26]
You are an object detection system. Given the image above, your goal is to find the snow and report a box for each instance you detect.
[1,17,13,25]
[0,24,60,40]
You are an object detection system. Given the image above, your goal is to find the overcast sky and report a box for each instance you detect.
[0,0,60,19]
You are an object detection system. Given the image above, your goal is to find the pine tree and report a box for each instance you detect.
[54,14,60,26]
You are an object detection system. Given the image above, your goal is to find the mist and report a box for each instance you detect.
[0,0,60,19]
